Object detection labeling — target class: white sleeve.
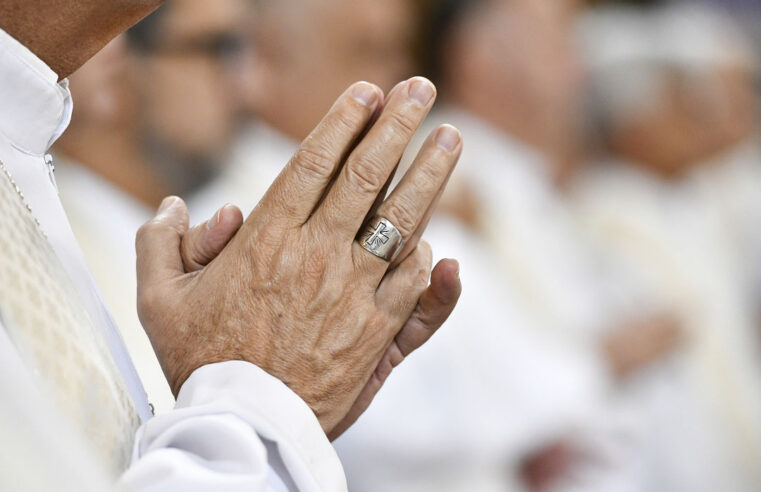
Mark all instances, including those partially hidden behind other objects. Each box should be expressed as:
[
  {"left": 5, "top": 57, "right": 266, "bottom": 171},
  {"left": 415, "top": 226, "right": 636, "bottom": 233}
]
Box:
[{"left": 119, "top": 361, "right": 347, "bottom": 492}]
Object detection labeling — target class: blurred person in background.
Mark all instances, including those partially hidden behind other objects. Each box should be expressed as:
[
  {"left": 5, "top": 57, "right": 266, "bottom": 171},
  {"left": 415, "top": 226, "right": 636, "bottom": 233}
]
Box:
[
  {"left": 338, "top": 1, "right": 640, "bottom": 491},
  {"left": 693, "top": 0, "right": 761, "bottom": 63},
  {"left": 415, "top": 0, "right": 684, "bottom": 409},
  {"left": 410, "top": 0, "right": 684, "bottom": 372},
  {"left": 53, "top": 0, "right": 252, "bottom": 411},
  {"left": 576, "top": 4, "right": 761, "bottom": 490},
  {"left": 190, "top": 0, "right": 416, "bottom": 217},
  {"left": 339, "top": 1, "right": 700, "bottom": 490}
]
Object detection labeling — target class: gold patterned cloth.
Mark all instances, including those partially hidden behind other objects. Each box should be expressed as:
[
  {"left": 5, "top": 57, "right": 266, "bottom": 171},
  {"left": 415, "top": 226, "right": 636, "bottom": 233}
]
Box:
[{"left": 0, "top": 163, "right": 139, "bottom": 475}]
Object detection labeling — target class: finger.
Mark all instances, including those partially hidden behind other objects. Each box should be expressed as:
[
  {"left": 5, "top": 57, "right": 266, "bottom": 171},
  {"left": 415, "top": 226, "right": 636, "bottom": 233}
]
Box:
[
  {"left": 388, "top": 180, "right": 444, "bottom": 270},
  {"left": 386, "top": 125, "right": 462, "bottom": 268},
  {"left": 311, "top": 99, "right": 386, "bottom": 215},
  {"left": 181, "top": 204, "right": 244, "bottom": 272},
  {"left": 380, "top": 258, "right": 461, "bottom": 353},
  {"left": 328, "top": 258, "right": 461, "bottom": 440},
  {"left": 254, "top": 81, "right": 382, "bottom": 226},
  {"left": 353, "top": 81, "right": 411, "bottom": 223},
  {"left": 350, "top": 126, "right": 460, "bottom": 277},
  {"left": 375, "top": 241, "right": 433, "bottom": 321},
  {"left": 322, "top": 81, "right": 408, "bottom": 236},
  {"left": 135, "top": 196, "right": 189, "bottom": 289},
  {"left": 312, "top": 77, "right": 437, "bottom": 237},
  {"left": 358, "top": 162, "right": 399, "bottom": 236}
]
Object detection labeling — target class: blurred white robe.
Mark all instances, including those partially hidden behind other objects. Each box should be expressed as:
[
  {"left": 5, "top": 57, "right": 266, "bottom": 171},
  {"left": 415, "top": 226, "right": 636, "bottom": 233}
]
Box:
[
  {"left": 694, "top": 141, "right": 761, "bottom": 317},
  {"left": 573, "top": 158, "right": 761, "bottom": 491},
  {"left": 204, "top": 117, "right": 643, "bottom": 491},
  {"left": 334, "top": 215, "right": 629, "bottom": 492}
]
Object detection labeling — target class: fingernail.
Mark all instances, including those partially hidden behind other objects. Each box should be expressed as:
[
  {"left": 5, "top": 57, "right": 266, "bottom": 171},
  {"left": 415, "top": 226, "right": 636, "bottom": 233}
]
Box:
[
  {"left": 435, "top": 125, "right": 461, "bottom": 152},
  {"left": 208, "top": 206, "right": 224, "bottom": 230},
  {"left": 409, "top": 78, "right": 435, "bottom": 106},
  {"left": 157, "top": 196, "right": 180, "bottom": 214},
  {"left": 352, "top": 82, "right": 378, "bottom": 107}
]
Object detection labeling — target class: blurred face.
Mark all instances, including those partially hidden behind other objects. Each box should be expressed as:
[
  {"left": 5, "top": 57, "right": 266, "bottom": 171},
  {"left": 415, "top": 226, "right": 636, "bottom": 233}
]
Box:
[
  {"left": 132, "top": 0, "right": 250, "bottom": 163},
  {"left": 256, "top": 0, "right": 415, "bottom": 140},
  {"left": 458, "top": 0, "right": 583, "bottom": 154},
  {"left": 611, "top": 66, "right": 758, "bottom": 178},
  {"left": 709, "top": 65, "right": 757, "bottom": 150}
]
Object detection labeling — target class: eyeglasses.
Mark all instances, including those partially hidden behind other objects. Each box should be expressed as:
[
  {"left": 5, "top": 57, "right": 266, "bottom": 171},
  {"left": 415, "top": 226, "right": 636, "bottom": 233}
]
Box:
[{"left": 148, "top": 33, "right": 247, "bottom": 63}]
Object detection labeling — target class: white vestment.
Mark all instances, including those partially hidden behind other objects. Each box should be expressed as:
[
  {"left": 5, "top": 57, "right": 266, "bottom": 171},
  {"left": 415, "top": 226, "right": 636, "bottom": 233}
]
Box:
[
  {"left": 54, "top": 158, "right": 174, "bottom": 412},
  {"left": 427, "top": 107, "right": 761, "bottom": 491},
  {"left": 438, "top": 109, "right": 630, "bottom": 341},
  {"left": 573, "top": 158, "right": 761, "bottom": 491},
  {"left": 693, "top": 142, "right": 761, "bottom": 317},
  {"left": 0, "top": 28, "right": 345, "bottom": 491}
]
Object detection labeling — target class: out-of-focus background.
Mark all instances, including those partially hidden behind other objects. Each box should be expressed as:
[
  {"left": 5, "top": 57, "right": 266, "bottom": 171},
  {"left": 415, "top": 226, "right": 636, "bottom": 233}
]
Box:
[{"left": 56, "top": 0, "right": 761, "bottom": 490}]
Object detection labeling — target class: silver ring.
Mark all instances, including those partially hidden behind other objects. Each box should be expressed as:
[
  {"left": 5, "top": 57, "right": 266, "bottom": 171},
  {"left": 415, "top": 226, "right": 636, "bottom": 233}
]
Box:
[{"left": 358, "top": 216, "right": 404, "bottom": 262}]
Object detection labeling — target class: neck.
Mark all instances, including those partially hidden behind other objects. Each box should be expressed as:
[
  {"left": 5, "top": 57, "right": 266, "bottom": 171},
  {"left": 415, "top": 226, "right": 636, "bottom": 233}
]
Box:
[{"left": 0, "top": 0, "right": 161, "bottom": 78}]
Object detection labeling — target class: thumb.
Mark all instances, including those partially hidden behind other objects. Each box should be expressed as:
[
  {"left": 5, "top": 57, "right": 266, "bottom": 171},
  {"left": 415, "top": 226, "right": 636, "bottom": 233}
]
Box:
[
  {"left": 394, "top": 258, "right": 461, "bottom": 356},
  {"left": 181, "top": 204, "right": 244, "bottom": 272},
  {"left": 136, "top": 196, "right": 190, "bottom": 289}
]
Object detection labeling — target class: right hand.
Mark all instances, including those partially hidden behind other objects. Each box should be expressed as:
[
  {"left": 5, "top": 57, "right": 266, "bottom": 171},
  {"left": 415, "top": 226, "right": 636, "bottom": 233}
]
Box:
[{"left": 136, "top": 78, "right": 463, "bottom": 435}]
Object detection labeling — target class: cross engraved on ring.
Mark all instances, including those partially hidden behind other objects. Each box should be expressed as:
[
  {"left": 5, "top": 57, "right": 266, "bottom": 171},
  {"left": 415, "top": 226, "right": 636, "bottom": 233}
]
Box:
[{"left": 363, "top": 221, "right": 390, "bottom": 249}]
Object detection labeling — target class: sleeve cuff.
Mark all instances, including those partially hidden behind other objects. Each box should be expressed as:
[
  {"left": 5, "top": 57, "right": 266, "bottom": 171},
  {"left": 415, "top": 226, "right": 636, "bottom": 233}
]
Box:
[{"left": 175, "top": 360, "right": 347, "bottom": 491}]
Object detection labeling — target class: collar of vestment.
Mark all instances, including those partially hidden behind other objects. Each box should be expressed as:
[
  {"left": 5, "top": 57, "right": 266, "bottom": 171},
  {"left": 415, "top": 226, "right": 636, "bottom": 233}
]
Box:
[{"left": 0, "top": 28, "right": 72, "bottom": 155}]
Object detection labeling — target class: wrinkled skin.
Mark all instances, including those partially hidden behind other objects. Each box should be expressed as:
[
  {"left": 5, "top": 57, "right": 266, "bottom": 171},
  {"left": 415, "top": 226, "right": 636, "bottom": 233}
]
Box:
[{"left": 136, "top": 78, "right": 463, "bottom": 436}]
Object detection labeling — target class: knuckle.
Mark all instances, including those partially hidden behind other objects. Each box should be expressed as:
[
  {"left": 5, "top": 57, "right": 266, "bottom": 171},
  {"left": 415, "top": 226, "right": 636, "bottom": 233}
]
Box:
[
  {"left": 292, "top": 144, "right": 336, "bottom": 181},
  {"left": 332, "top": 102, "right": 365, "bottom": 132},
  {"left": 415, "top": 266, "right": 430, "bottom": 290},
  {"left": 346, "top": 153, "right": 387, "bottom": 194},
  {"left": 301, "top": 237, "right": 331, "bottom": 282},
  {"left": 413, "top": 158, "right": 444, "bottom": 190},
  {"left": 417, "top": 240, "right": 433, "bottom": 260},
  {"left": 386, "top": 109, "right": 419, "bottom": 137},
  {"left": 383, "top": 197, "right": 419, "bottom": 236},
  {"left": 408, "top": 253, "right": 432, "bottom": 290}
]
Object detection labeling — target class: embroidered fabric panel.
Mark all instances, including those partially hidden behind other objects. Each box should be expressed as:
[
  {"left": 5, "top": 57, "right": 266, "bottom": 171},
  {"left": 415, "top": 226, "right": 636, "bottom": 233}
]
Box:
[{"left": 0, "top": 163, "right": 139, "bottom": 475}]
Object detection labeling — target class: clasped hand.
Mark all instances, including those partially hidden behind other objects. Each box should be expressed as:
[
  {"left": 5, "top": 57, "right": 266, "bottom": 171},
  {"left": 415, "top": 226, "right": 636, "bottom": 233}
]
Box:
[{"left": 135, "top": 78, "right": 462, "bottom": 438}]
